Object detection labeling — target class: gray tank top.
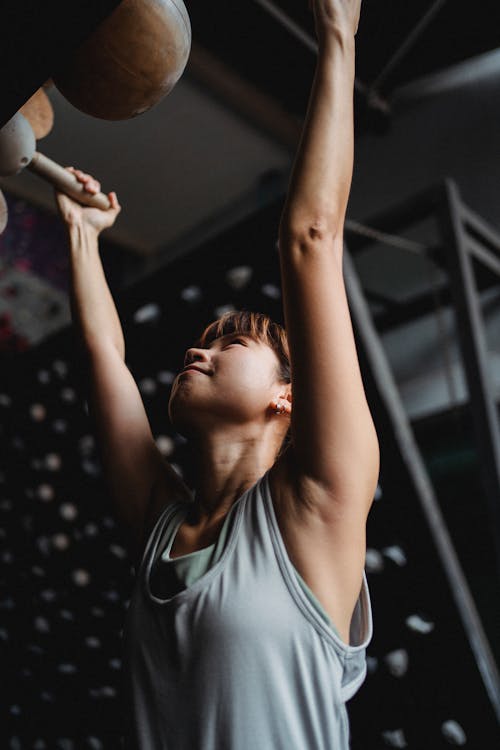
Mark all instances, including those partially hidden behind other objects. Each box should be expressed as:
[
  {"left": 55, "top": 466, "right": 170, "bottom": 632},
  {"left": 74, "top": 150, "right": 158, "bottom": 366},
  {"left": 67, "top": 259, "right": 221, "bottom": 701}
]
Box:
[
  {"left": 122, "top": 470, "right": 372, "bottom": 750},
  {"left": 149, "top": 489, "right": 340, "bottom": 635}
]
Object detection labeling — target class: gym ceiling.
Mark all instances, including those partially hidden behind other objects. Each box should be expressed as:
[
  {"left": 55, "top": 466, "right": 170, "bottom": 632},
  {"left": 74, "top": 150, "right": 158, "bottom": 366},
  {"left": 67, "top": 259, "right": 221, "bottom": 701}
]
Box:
[
  {"left": 1, "top": 0, "right": 500, "bottom": 128},
  {"left": 1, "top": 1, "right": 500, "bottom": 257}
]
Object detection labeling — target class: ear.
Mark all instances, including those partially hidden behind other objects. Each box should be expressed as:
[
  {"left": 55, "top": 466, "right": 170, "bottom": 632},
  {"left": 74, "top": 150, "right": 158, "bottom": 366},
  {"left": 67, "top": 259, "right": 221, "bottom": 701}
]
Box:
[{"left": 270, "top": 385, "right": 292, "bottom": 416}]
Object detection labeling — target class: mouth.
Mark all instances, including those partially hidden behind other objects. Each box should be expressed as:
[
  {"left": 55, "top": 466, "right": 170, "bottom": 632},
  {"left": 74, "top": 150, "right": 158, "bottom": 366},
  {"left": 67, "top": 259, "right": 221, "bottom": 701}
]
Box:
[{"left": 180, "top": 365, "right": 210, "bottom": 376}]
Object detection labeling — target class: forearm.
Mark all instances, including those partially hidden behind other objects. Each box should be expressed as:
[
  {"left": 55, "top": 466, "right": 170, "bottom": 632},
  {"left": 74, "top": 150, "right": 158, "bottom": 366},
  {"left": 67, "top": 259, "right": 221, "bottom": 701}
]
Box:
[
  {"left": 68, "top": 223, "right": 125, "bottom": 359},
  {"left": 280, "top": 31, "right": 355, "bottom": 239}
]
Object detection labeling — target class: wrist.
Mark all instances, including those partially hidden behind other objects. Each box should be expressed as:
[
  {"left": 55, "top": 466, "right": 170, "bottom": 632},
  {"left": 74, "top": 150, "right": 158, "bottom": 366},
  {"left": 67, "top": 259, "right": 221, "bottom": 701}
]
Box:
[
  {"left": 67, "top": 221, "right": 100, "bottom": 249},
  {"left": 318, "top": 26, "right": 356, "bottom": 57}
]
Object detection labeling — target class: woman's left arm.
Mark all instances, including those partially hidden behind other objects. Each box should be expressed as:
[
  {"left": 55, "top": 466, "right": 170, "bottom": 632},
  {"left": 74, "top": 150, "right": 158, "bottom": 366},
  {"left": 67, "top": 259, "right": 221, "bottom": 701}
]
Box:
[{"left": 279, "top": 0, "right": 379, "bottom": 520}]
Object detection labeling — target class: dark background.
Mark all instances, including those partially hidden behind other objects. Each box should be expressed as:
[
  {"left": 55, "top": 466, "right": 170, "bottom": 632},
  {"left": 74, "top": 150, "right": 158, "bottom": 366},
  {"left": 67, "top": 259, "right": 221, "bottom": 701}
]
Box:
[{"left": 1, "top": 1, "right": 500, "bottom": 747}]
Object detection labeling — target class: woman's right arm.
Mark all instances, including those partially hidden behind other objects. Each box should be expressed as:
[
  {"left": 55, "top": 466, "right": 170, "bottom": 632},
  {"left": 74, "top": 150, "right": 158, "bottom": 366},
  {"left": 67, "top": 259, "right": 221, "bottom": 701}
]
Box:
[{"left": 58, "top": 170, "right": 187, "bottom": 563}]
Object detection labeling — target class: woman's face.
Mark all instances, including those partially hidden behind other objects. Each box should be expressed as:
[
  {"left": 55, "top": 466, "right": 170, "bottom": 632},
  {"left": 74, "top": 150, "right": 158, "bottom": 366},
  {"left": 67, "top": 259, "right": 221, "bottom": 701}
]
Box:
[{"left": 168, "top": 333, "right": 286, "bottom": 434}]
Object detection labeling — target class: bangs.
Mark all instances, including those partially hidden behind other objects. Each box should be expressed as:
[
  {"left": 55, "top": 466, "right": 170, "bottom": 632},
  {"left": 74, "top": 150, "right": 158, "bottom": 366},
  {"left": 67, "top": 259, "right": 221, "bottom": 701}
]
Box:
[
  {"left": 195, "top": 311, "right": 290, "bottom": 383},
  {"left": 196, "top": 311, "right": 272, "bottom": 347}
]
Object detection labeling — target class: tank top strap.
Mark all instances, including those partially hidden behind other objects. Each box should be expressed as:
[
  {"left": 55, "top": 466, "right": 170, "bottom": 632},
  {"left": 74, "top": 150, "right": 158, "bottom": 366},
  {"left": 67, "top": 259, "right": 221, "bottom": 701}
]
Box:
[
  {"left": 138, "top": 501, "right": 186, "bottom": 572},
  {"left": 256, "top": 470, "right": 372, "bottom": 654}
]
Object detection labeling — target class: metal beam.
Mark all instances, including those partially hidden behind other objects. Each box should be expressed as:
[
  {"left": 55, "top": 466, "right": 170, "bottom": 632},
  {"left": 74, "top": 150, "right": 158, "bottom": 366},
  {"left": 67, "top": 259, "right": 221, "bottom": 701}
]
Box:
[
  {"left": 462, "top": 203, "right": 500, "bottom": 258},
  {"left": 368, "top": 0, "right": 449, "bottom": 94},
  {"left": 345, "top": 184, "right": 443, "bottom": 253},
  {"left": 252, "top": 0, "right": 368, "bottom": 97},
  {"left": 467, "top": 237, "right": 500, "bottom": 279},
  {"left": 437, "top": 179, "right": 500, "bottom": 577},
  {"left": 343, "top": 245, "right": 500, "bottom": 722}
]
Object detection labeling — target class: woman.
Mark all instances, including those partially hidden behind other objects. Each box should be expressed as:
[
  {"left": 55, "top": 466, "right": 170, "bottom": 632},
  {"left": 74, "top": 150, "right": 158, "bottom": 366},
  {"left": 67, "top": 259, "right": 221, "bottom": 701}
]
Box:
[{"left": 56, "top": 1, "right": 379, "bottom": 747}]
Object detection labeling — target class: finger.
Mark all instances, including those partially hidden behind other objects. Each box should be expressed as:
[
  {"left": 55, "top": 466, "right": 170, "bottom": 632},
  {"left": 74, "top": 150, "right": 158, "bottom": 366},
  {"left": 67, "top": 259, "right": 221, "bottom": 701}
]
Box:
[
  {"left": 79, "top": 173, "right": 101, "bottom": 192},
  {"left": 88, "top": 179, "right": 100, "bottom": 194},
  {"left": 74, "top": 169, "right": 95, "bottom": 185},
  {"left": 81, "top": 177, "right": 99, "bottom": 194},
  {"left": 108, "top": 191, "right": 121, "bottom": 211},
  {"left": 72, "top": 169, "right": 89, "bottom": 185}
]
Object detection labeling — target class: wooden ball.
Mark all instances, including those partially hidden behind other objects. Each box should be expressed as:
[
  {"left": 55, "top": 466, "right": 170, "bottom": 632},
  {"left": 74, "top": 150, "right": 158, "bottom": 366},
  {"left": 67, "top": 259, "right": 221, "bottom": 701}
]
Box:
[
  {"left": 52, "top": 0, "right": 191, "bottom": 120},
  {"left": 19, "top": 87, "right": 55, "bottom": 139}
]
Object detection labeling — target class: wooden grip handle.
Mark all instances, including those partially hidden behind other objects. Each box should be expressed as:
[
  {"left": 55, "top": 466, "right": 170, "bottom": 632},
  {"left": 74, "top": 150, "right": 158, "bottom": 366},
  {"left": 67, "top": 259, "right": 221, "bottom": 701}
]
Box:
[{"left": 28, "top": 152, "right": 111, "bottom": 210}]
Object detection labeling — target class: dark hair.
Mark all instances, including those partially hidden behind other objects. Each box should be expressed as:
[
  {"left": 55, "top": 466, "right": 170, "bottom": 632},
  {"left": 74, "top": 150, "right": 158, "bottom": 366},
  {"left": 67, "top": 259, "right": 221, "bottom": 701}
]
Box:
[{"left": 196, "top": 310, "right": 290, "bottom": 384}]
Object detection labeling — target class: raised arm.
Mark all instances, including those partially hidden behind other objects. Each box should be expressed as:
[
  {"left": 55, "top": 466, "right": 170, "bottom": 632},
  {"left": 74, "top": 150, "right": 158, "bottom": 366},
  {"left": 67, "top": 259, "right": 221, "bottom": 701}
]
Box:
[
  {"left": 278, "top": 0, "right": 379, "bottom": 517},
  {"left": 56, "top": 172, "right": 188, "bottom": 563}
]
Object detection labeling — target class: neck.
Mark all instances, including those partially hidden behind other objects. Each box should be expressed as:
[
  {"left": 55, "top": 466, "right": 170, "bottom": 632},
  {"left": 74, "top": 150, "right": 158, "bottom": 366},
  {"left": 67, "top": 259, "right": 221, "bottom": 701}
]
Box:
[{"left": 187, "top": 424, "right": 276, "bottom": 525}]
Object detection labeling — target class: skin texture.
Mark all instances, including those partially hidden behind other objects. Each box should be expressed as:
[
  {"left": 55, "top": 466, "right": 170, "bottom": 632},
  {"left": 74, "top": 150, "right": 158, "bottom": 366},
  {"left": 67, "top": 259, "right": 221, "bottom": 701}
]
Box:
[{"left": 56, "top": 0, "right": 379, "bottom": 645}]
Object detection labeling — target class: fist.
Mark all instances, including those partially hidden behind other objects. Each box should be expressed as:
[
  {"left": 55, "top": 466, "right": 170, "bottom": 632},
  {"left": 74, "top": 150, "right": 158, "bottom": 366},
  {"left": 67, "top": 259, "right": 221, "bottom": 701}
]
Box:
[
  {"left": 55, "top": 167, "right": 121, "bottom": 235},
  {"left": 309, "top": 0, "right": 361, "bottom": 41}
]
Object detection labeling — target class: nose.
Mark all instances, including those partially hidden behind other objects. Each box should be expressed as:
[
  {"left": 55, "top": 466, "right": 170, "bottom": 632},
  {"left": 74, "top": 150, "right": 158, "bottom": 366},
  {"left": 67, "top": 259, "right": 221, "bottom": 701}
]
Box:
[{"left": 183, "top": 347, "right": 209, "bottom": 368}]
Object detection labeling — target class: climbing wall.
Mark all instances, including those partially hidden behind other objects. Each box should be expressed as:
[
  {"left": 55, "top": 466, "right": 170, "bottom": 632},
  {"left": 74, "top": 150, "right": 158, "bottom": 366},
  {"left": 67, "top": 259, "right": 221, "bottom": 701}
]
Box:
[{"left": 1, "top": 199, "right": 498, "bottom": 748}]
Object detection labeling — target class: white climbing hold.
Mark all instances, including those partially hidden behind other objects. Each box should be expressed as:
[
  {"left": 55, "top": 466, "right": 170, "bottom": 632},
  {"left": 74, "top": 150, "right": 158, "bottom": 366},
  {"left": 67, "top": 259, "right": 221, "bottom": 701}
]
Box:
[
  {"left": 441, "top": 720, "right": 467, "bottom": 746},
  {"left": 384, "top": 649, "right": 409, "bottom": 678},
  {"left": 406, "top": 614, "right": 435, "bottom": 634},
  {"left": 382, "top": 546, "right": 407, "bottom": 566},
  {"left": 365, "top": 548, "right": 384, "bottom": 573},
  {"left": 381, "top": 728, "right": 408, "bottom": 748}
]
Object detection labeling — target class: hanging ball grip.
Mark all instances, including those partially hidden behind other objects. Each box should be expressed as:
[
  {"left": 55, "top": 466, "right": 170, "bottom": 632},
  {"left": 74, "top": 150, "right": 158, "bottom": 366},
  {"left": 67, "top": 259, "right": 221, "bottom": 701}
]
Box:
[{"left": 0, "top": 113, "right": 110, "bottom": 209}]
